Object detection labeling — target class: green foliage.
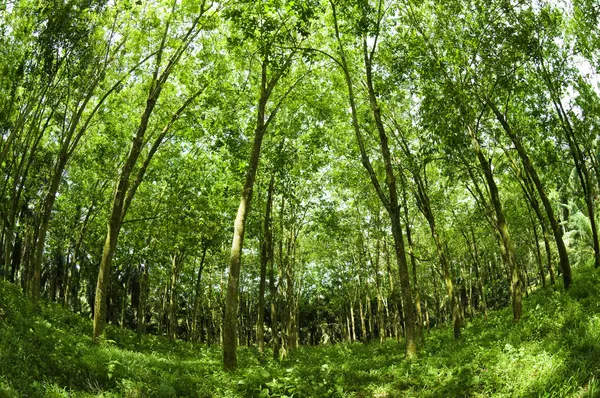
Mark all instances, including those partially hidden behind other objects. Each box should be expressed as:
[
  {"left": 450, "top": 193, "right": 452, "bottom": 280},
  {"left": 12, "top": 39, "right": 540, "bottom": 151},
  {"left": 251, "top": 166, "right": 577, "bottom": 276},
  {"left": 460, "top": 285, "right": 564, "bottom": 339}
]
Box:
[{"left": 3, "top": 264, "right": 600, "bottom": 397}]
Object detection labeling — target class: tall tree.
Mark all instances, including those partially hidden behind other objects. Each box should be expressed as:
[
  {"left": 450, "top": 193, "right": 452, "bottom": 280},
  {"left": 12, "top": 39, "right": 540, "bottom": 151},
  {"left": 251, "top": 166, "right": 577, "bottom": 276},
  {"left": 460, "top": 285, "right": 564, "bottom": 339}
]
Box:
[
  {"left": 330, "top": 0, "right": 417, "bottom": 357},
  {"left": 92, "top": 1, "right": 211, "bottom": 340}
]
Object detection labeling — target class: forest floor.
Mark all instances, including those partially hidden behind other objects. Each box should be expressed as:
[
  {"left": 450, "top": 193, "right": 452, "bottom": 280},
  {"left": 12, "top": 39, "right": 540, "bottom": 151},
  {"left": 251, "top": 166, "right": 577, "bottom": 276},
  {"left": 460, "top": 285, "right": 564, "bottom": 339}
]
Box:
[{"left": 2, "top": 266, "right": 600, "bottom": 397}]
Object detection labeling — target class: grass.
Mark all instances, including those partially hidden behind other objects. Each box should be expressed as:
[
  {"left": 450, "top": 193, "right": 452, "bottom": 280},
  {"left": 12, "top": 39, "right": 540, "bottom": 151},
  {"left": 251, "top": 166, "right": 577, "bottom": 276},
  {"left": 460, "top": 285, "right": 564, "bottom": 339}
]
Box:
[{"left": 2, "top": 264, "right": 600, "bottom": 397}]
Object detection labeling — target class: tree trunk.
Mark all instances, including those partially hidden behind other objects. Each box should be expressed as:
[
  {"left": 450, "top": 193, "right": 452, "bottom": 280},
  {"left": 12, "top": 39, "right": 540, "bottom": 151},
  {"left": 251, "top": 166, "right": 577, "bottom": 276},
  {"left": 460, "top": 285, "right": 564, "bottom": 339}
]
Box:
[
  {"left": 489, "top": 101, "right": 571, "bottom": 287},
  {"left": 350, "top": 303, "right": 357, "bottom": 342},
  {"left": 93, "top": 9, "right": 204, "bottom": 341},
  {"left": 400, "top": 183, "right": 424, "bottom": 340},
  {"left": 257, "top": 175, "right": 275, "bottom": 354},
  {"left": 137, "top": 261, "right": 149, "bottom": 337},
  {"left": 469, "top": 227, "right": 487, "bottom": 320},
  {"left": 374, "top": 241, "right": 385, "bottom": 343},
  {"left": 406, "top": 164, "right": 460, "bottom": 338},
  {"left": 191, "top": 245, "right": 208, "bottom": 342},
  {"left": 269, "top": 244, "right": 280, "bottom": 360},
  {"left": 169, "top": 251, "right": 185, "bottom": 342},
  {"left": 223, "top": 54, "right": 280, "bottom": 370},
  {"left": 469, "top": 127, "right": 522, "bottom": 321},
  {"left": 332, "top": 3, "right": 416, "bottom": 358},
  {"left": 358, "top": 277, "right": 367, "bottom": 342},
  {"left": 529, "top": 212, "right": 546, "bottom": 287}
]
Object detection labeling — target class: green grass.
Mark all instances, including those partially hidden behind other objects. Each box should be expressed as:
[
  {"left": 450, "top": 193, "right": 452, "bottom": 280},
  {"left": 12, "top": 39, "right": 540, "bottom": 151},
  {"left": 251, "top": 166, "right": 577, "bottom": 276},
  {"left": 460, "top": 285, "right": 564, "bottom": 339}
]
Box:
[{"left": 2, "top": 265, "right": 600, "bottom": 397}]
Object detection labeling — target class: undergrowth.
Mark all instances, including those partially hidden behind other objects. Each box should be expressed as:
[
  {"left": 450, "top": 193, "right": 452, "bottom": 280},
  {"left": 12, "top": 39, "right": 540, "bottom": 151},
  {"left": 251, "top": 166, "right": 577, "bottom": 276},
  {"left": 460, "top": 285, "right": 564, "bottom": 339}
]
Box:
[{"left": 1, "top": 264, "right": 600, "bottom": 397}]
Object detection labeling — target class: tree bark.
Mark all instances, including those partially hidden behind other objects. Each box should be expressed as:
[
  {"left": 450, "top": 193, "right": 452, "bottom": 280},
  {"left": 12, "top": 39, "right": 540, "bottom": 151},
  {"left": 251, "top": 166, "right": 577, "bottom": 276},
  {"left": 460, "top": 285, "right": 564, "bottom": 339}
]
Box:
[
  {"left": 489, "top": 101, "right": 570, "bottom": 287},
  {"left": 257, "top": 174, "right": 274, "bottom": 354}
]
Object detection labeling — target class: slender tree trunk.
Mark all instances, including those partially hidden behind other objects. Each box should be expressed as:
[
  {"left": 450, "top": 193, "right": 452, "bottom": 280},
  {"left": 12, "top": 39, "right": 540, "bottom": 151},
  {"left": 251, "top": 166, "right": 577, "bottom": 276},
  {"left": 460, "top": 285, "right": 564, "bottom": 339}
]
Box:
[
  {"left": 469, "top": 227, "right": 487, "bottom": 320},
  {"left": 331, "top": 3, "right": 416, "bottom": 358},
  {"left": 32, "top": 153, "right": 72, "bottom": 304},
  {"left": 257, "top": 175, "right": 274, "bottom": 354},
  {"left": 406, "top": 166, "right": 460, "bottom": 338},
  {"left": 374, "top": 241, "right": 385, "bottom": 343},
  {"left": 358, "top": 276, "right": 367, "bottom": 341},
  {"left": 285, "top": 230, "right": 296, "bottom": 351},
  {"left": 137, "top": 262, "right": 149, "bottom": 337},
  {"left": 469, "top": 127, "right": 522, "bottom": 321},
  {"left": 543, "top": 228, "right": 556, "bottom": 286},
  {"left": 529, "top": 212, "right": 546, "bottom": 287},
  {"left": 346, "top": 315, "right": 352, "bottom": 342},
  {"left": 350, "top": 303, "right": 357, "bottom": 342},
  {"left": 169, "top": 251, "right": 185, "bottom": 342},
  {"left": 366, "top": 291, "right": 373, "bottom": 340},
  {"left": 269, "top": 213, "right": 280, "bottom": 359},
  {"left": 489, "top": 101, "right": 571, "bottom": 286},
  {"left": 224, "top": 54, "right": 285, "bottom": 369},
  {"left": 191, "top": 246, "right": 208, "bottom": 342},
  {"left": 400, "top": 184, "right": 424, "bottom": 340}
]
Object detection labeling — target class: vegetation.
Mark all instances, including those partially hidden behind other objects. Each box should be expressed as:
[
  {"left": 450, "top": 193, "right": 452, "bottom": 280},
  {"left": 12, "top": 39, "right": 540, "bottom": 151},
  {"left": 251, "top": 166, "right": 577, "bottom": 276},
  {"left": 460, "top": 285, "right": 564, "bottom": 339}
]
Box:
[
  {"left": 2, "top": 265, "right": 600, "bottom": 397},
  {"left": 2, "top": 0, "right": 600, "bottom": 395}
]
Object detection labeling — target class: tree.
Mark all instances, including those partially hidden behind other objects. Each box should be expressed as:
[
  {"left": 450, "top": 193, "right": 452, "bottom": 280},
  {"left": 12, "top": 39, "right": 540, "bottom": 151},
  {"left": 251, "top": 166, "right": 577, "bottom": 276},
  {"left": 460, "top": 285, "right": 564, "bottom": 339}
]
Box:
[
  {"left": 92, "top": 0, "right": 212, "bottom": 341},
  {"left": 222, "top": 0, "right": 317, "bottom": 370},
  {"left": 329, "top": 0, "right": 417, "bottom": 357}
]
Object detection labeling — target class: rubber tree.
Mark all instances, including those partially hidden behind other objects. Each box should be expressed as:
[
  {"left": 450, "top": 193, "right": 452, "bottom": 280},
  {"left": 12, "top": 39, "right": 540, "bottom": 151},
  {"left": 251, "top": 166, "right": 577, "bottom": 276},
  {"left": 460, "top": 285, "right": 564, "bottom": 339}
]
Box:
[
  {"left": 92, "top": 0, "right": 211, "bottom": 341},
  {"left": 329, "top": 0, "right": 417, "bottom": 358},
  {"left": 404, "top": 0, "right": 525, "bottom": 320},
  {"left": 257, "top": 173, "right": 274, "bottom": 354},
  {"left": 31, "top": 10, "right": 159, "bottom": 303},
  {"left": 537, "top": 55, "right": 599, "bottom": 269},
  {"left": 396, "top": 133, "right": 461, "bottom": 339},
  {"left": 222, "top": 0, "right": 317, "bottom": 370}
]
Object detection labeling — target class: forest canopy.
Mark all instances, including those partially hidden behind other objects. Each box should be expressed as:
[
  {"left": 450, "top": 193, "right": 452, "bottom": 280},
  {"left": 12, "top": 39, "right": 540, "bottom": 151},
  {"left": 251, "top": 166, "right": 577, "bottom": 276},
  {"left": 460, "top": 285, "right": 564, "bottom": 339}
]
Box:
[{"left": 2, "top": 0, "right": 600, "bottom": 395}]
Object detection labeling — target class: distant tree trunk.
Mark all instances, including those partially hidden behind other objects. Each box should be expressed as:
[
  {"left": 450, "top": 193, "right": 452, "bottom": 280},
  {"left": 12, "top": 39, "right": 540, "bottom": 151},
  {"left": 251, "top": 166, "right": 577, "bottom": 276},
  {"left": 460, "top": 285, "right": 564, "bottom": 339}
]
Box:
[
  {"left": 346, "top": 315, "right": 352, "bottom": 342},
  {"left": 366, "top": 291, "right": 373, "bottom": 340},
  {"left": 269, "top": 249, "right": 280, "bottom": 359},
  {"left": 191, "top": 245, "right": 208, "bottom": 342},
  {"left": 350, "top": 302, "right": 357, "bottom": 342},
  {"left": 276, "top": 197, "right": 287, "bottom": 359},
  {"left": 257, "top": 175, "right": 274, "bottom": 354},
  {"left": 401, "top": 158, "right": 460, "bottom": 338},
  {"left": 400, "top": 179, "right": 424, "bottom": 339},
  {"left": 285, "top": 229, "right": 297, "bottom": 351},
  {"left": 518, "top": 168, "right": 556, "bottom": 286},
  {"left": 468, "top": 126, "right": 522, "bottom": 321},
  {"left": 358, "top": 276, "right": 367, "bottom": 342},
  {"left": 384, "top": 239, "right": 399, "bottom": 340},
  {"left": 168, "top": 250, "right": 186, "bottom": 342},
  {"left": 158, "top": 279, "right": 169, "bottom": 336},
  {"left": 137, "top": 261, "right": 149, "bottom": 337},
  {"left": 529, "top": 211, "right": 546, "bottom": 287},
  {"left": 65, "top": 199, "right": 97, "bottom": 309},
  {"left": 469, "top": 227, "right": 487, "bottom": 320},
  {"left": 374, "top": 241, "right": 385, "bottom": 343}
]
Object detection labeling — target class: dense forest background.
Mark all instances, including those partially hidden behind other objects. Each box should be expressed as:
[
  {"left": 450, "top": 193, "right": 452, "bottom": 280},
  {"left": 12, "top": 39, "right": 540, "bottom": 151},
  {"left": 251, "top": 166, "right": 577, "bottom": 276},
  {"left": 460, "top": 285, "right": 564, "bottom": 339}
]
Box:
[{"left": 2, "top": 0, "right": 600, "bottom": 395}]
